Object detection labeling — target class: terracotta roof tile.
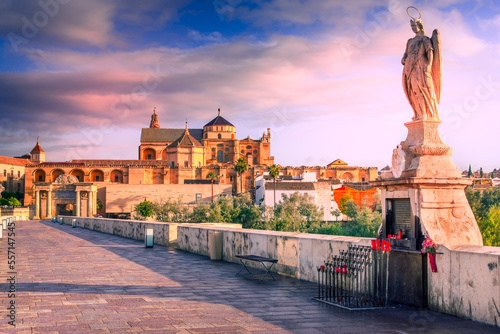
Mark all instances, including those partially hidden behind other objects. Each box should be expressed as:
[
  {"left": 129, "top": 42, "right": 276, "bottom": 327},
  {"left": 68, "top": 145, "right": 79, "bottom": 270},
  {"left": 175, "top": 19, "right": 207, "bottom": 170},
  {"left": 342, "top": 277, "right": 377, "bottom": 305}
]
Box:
[{"left": 0, "top": 156, "right": 30, "bottom": 166}]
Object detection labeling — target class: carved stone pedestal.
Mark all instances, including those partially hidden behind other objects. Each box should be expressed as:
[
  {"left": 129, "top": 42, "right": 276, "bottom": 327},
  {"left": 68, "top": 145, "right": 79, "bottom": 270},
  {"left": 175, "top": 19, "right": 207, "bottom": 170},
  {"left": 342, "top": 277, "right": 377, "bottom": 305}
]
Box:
[
  {"left": 401, "top": 120, "right": 461, "bottom": 178},
  {"left": 373, "top": 119, "right": 483, "bottom": 247}
]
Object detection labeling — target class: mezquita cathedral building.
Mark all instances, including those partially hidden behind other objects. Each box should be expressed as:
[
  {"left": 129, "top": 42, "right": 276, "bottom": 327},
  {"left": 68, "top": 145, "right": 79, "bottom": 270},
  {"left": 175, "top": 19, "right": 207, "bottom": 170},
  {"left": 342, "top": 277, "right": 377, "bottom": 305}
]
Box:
[{"left": 15, "top": 108, "right": 377, "bottom": 219}]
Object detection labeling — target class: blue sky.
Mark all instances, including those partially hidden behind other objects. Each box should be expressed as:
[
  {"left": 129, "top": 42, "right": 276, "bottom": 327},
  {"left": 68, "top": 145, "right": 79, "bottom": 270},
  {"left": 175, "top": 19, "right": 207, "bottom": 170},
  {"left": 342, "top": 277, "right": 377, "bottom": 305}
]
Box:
[{"left": 0, "top": 0, "right": 499, "bottom": 172}]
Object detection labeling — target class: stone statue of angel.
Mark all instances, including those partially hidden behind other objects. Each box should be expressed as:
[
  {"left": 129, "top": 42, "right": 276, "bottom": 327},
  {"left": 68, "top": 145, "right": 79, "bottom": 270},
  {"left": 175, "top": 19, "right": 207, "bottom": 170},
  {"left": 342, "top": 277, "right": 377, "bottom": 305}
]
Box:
[{"left": 401, "top": 8, "right": 442, "bottom": 121}]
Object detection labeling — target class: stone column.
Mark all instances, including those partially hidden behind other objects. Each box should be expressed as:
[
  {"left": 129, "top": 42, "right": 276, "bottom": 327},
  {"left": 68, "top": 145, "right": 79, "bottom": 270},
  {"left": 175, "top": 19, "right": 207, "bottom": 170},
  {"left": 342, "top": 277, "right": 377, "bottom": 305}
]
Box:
[
  {"left": 34, "top": 190, "right": 40, "bottom": 219},
  {"left": 87, "top": 191, "right": 92, "bottom": 217},
  {"left": 76, "top": 190, "right": 81, "bottom": 217},
  {"left": 46, "top": 190, "right": 52, "bottom": 218},
  {"left": 93, "top": 190, "right": 98, "bottom": 215}
]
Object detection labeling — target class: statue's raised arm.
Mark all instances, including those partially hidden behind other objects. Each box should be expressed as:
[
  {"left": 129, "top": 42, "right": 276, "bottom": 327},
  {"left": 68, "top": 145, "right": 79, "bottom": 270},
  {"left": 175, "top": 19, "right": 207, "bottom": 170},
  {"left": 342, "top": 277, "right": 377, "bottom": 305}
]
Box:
[{"left": 402, "top": 9, "right": 442, "bottom": 121}]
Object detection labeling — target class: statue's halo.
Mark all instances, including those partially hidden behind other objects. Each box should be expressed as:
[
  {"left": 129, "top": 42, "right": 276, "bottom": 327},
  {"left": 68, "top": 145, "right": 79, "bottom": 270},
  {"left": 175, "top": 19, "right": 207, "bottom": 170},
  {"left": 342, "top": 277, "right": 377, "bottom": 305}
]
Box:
[{"left": 406, "top": 6, "right": 421, "bottom": 20}]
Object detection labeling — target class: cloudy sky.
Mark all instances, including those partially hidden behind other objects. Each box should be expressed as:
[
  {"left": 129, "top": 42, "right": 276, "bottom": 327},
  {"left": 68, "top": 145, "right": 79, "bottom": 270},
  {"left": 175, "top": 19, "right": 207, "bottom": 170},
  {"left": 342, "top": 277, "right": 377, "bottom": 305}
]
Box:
[{"left": 0, "top": 0, "right": 498, "bottom": 171}]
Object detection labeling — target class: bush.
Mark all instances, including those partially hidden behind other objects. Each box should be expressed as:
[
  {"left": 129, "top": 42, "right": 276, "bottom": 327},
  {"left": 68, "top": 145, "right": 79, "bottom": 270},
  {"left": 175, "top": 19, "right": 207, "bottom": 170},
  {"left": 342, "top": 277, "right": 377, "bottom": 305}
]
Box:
[
  {"left": 0, "top": 197, "right": 22, "bottom": 206},
  {"left": 134, "top": 199, "right": 154, "bottom": 220},
  {"left": 153, "top": 197, "right": 188, "bottom": 223},
  {"left": 479, "top": 205, "right": 500, "bottom": 246},
  {"left": 466, "top": 188, "right": 500, "bottom": 246}
]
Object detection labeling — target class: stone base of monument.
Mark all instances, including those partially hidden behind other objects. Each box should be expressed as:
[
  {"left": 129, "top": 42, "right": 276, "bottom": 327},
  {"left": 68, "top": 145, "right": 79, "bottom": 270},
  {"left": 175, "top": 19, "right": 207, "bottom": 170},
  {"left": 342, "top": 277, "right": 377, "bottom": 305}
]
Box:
[
  {"left": 387, "top": 250, "right": 427, "bottom": 308},
  {"left": 373, "top": 177, "right": 482, "bottom": 246},
  {"left": 373, "top": 119, "right": 483, "bottom": 247}
]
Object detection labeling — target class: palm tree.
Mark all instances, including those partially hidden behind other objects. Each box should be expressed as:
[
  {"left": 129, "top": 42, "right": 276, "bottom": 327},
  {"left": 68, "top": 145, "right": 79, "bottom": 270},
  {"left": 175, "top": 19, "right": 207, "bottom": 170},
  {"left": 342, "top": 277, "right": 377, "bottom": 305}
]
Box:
[
  {"left": 268, "top": 164, "right": 280, "bottom": 208},
  {"left": 234, "top": 157, "right": 248, "bottom": 195},
  {"left": 206, "top": 171, "right": 219, "bottom": 203}
]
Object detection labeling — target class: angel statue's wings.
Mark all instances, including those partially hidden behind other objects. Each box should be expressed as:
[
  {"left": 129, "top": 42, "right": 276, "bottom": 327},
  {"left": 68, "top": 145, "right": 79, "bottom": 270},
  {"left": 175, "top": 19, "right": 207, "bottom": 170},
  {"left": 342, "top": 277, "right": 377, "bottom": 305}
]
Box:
[{"left": 431, "top": 29, "right": 442, "bottom": 104}]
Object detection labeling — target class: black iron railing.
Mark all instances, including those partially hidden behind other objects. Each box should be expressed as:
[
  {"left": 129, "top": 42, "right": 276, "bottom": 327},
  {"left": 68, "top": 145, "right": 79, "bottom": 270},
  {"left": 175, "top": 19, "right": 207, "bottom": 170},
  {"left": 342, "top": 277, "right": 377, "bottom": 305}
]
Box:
[{"left": 314, "top": 241, "right": 391, "bottom": 309}]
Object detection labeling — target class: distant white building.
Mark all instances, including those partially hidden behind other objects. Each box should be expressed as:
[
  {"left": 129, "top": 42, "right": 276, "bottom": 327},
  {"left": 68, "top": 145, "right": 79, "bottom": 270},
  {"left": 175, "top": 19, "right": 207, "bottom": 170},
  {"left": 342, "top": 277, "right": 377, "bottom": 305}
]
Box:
[
  {"left": 255, "top": 172, "right": 340, "bottom": 221},
  {"left": 493, "top": 177, "right": 500, "bottom": 187}
]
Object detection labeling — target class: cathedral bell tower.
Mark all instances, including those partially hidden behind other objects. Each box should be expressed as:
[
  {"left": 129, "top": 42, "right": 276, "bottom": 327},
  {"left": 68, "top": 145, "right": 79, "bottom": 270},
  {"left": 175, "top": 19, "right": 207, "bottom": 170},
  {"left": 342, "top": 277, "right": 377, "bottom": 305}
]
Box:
[
  {"left": 30, "top": 137, "right": 46, "bottom": 163},
  {"left": 150, "top": 107, "right": 160, "bottom": 129}
]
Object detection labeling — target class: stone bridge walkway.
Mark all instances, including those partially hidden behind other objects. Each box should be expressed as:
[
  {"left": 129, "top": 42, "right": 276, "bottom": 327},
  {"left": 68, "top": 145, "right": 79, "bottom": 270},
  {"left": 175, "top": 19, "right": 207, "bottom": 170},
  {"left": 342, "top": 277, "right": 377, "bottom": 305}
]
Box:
[{"left": 0, "top": 220, "right": 498, "bottom": 333}]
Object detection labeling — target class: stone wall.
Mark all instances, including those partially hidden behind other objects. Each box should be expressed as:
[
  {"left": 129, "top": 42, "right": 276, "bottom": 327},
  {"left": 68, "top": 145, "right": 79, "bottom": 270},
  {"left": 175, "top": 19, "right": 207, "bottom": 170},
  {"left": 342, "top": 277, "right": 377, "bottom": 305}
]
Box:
[
  {"left": 428, "top": 244, "right": 500, "bottom": 326},
  {"left": 58, "top": 216, "right": 178, "bottom": 246},
  {"left": 105, "top": 184, "right": 233, "bottom": 214},
  {"left": 0, "top": 206, "right": 30, "bottom": 219},
  {"left": 175, "top": 224, "right": 371, "bottom": 281},
  {"left": 55, "top": 216, "right": 500, "bottom": 327}
]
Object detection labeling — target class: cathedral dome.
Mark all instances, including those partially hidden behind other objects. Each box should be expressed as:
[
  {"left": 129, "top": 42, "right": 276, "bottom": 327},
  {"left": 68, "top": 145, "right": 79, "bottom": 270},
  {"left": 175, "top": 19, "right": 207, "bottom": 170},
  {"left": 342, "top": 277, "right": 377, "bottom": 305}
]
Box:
[
  {"left": 203, "top": 108, "right": 236, "bottom": 140},
  {"left": 204, "top": 108, "right": 234, "bottom": 127}
]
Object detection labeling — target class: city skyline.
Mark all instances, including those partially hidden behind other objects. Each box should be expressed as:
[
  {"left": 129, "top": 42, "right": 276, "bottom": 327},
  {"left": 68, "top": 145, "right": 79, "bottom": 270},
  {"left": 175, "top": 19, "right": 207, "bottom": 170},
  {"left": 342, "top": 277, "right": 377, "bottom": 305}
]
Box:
[{"left": 0, "top": 0, "right": 499, "bottom": 171}]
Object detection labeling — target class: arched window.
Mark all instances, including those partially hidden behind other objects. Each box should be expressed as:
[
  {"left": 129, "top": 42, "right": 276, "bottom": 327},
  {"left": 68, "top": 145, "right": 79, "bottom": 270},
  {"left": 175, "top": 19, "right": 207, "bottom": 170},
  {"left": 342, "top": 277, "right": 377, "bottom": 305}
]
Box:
[
  {"left": 184, "top": 161, "right": 188, "bottom": 168},
  {"left": 51, "top": 169, "right": 64, "bottom": 182},
  {"left": 70, "top": 169, "right": 85, "bottom": 182},
  {"left": 90, "top": 170, "right": 104, "bottom": 182},
  {"left": 110, "top": 170, "right": 123, "bottom": 183},
  {"left": 253, "top": 157, "right": 257, "bottom": 165},
  {"left": 217, "top": 150, "right": 223, "bottom": 163},
  {"left": 34, "top": 169, "right": 46, "bottom": 182},
  {"left": 171, "top": 161, "right": 175, "bottom": 167},
  {"left": 225, "top": 155, "right": 229, "bottom": 163},
  {"left": 142, "top": 148, "right": 156, "bottom": 160},
  {"left": 218, "top": 134, "right": 221, "bottom": 139}
]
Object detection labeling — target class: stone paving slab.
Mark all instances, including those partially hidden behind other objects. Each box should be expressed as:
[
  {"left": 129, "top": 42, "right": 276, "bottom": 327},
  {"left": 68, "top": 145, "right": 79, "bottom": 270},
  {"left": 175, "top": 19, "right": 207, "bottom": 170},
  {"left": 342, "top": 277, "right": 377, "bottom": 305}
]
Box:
[{"left": 0, "top": 220, "right": 499, "bottom": 333}]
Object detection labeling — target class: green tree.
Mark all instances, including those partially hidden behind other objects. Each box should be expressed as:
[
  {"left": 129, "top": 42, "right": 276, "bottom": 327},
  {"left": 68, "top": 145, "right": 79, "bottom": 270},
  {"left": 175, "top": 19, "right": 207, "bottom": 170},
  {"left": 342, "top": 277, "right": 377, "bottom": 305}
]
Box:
[
  {"left": 351, "top": 206, "right": 382, "bottom": 237},
  {"left": 189, "top": 202, "right": 212, "bottom": 223},
  {"left": 339, "top": 193, "right": 353, "bottom": 214},
  {"left": 480, "top": 167, "right": 484, "bottom": 178},
  {"left": 134, "top": 198, "right": 153, "bottom": 220},
  {"left": 344, "top": 199, "right": 359, "bottom": 220},
  {"left": 0, "top": 197, "right": 22, "bottom": 206},
  {"left": 478, "top": 204, "right": 500, "bottom": 246},
  {"left": 268, "top": 164, "right": 280, "bottom": 208},
  {"left": 206, "top": 171, "right": 219, "bottom": 203},
  {"left": 332, "top": 209, "right": 342, "bottom": 221},
  {"left": 153, "top": 197, "right": 188, "bottom": 223},
  {"left": 467, "top": 164, "right": 473, "bottom": 177},
  {"left": 266, "top": 193, "right": 322, "bottom": 233},
  {"left": 466, "top": 187, "right": 500, "bottom": 245},
  {"left": 234, "top": 157, "right": 248, "bottom": 194},
  {"left": 1, "top": 191, "right": 23, "bottom": 203},
  {"left": 96, "top": 198, "right": 103, "bottom": 211}
]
